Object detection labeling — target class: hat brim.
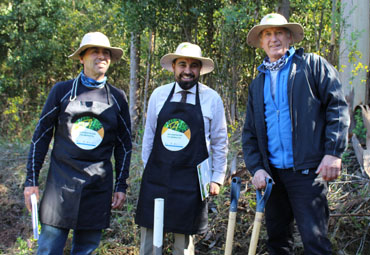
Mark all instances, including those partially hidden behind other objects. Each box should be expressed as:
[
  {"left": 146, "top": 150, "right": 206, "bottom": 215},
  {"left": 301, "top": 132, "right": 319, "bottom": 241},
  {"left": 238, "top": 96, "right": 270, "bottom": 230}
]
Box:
[
  {"left": 68, "top": 44, "right": 123, "bottom": 63},
  {"left": 160, "top": 53, "right": 214, "bottom": 75},
  {"left": 247, "top": 23, "right": 304, "bottom": 48}
]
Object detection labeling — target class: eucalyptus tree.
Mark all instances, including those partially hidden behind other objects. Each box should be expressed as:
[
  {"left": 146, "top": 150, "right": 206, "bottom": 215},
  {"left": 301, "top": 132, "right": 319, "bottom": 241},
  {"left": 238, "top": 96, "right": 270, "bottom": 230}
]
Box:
[{"left": 119, "top": 0, "right": 159, "bottom": 135}]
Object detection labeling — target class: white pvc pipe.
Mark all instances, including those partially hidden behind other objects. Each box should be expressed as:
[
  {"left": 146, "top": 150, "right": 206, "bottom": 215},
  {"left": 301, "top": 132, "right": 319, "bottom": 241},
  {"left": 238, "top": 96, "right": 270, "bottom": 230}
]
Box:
[
  {"left": 153, "top": 198, "right": 164, "bottom": 255},
  {"left": 31, "top": 193, "right": 39, "bottom": 240}
]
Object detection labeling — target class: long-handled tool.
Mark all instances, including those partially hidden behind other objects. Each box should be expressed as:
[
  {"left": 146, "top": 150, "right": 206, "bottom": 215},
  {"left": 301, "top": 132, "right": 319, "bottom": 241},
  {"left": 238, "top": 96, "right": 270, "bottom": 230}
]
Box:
[
  {"left": 248, "top": 177, "right": 273, "bottom": 255},
  {"left": 224, "top": 177, "right": 242, "bottom": 255}
]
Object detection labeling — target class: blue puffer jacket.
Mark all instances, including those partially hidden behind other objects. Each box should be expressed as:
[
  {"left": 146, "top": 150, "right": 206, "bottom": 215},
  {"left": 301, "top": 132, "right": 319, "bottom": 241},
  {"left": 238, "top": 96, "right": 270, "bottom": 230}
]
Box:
[{"left": 242, "top": 48, "right": 350, "bottom": 176}]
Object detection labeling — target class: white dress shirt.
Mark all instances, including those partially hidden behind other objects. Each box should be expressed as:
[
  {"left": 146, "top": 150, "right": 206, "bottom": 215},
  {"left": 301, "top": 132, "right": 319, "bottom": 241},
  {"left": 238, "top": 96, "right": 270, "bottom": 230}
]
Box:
[{"left": 142, "top": 82, "right": 228, "bottom": 184}]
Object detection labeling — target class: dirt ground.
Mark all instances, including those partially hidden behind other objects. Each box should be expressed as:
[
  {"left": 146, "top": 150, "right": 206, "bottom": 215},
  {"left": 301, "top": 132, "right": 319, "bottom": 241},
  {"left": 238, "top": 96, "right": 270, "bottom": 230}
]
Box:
[{"left": 0, "top": 142, "right": 369, "bottom": 254}]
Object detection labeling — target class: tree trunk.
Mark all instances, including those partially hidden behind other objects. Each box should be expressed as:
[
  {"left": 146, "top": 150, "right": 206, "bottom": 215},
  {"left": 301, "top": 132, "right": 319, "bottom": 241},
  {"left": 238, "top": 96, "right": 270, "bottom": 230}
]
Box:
[
  {"left": 176, "top": 1, "right": 195, "bottom": 42},
  {"left": 230, "top": 63, "right": 237, "bottom": 124},
  {"left": 129, "top": 32, "right": 140, "bottom": 134},
  {"left": 339, "top": 0, "right": 370, "bottom": 110},
  {"left": 316, "top": 7, "right": 324, "bottom": 53},
  {"left": 142, "top": 31, "right": 155, "bottom": 128},
  {"left": 328, "top": 0, "right": 337, "bottom": 64},
  {"left": 277, "top": 0, "right": 290, "bottom": 19},
  {"left": 230, "top": 32, "right": 238, "bottom": 125}
]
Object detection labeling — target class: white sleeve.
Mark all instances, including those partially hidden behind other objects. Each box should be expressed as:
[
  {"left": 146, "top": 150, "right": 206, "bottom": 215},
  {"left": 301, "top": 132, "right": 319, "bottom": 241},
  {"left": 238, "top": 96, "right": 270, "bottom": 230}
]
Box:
[
  {"left": 142, "top": 92, "right": 158, "bottom": 167},
  {"left": 210, "top": 94, "right": 228, "bottom": 184}
]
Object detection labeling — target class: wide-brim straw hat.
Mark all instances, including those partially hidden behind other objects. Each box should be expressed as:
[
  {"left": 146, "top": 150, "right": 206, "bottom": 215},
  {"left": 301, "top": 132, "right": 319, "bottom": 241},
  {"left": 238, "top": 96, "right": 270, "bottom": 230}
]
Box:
[
  {"left": 160, "top": 42, "right": 214, "bottom": 75},
  {"left": 247, "top": 13, "right": 304, "bottom": 48},
  {"left": 69, "top": 32, "right": 123, "bottom": 63}
]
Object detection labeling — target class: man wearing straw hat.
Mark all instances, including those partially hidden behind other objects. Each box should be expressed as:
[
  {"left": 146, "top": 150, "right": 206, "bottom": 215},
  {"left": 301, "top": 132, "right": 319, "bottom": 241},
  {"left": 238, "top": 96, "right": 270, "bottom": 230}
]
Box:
[
  {"left": 242, "top": 13, "right": 349, "bottom": 254},
  {"left": 23, "top": 32, "right": 132, "bottom": 254},
  {"left": 136, "top": 42, "right": 228, "bottom": 255}
]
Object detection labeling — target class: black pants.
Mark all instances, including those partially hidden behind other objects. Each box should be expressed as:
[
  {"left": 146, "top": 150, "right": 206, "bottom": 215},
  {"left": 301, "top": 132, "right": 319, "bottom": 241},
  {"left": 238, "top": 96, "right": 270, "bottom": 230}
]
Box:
[{"left": 265, "top": 167, "right": 331, "bottom": 255}]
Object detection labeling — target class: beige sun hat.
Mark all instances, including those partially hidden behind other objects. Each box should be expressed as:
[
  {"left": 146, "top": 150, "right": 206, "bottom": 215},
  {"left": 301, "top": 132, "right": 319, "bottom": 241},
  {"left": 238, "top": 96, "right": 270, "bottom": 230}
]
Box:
[
  {"left": 160, "top": 42, "right": 214, "bottom": 75},
  {"left": 247, "top": 13, "right": 304, "bottom": 48},
  {"left": 69, "top": 32, "right": 123, "bottom": 63}
]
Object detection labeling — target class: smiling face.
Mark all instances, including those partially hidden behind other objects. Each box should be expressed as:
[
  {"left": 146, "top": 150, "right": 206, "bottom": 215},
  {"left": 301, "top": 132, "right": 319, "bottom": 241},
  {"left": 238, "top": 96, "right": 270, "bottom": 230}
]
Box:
[
  {"left": 80, "top": 47, "right": 111, "bottom": 80},
  {"left": 172, "top": 57, "right": 201, "bottom": 90},
  {"left": 259, "top": 27, "right": 292, "bottom": 62}
]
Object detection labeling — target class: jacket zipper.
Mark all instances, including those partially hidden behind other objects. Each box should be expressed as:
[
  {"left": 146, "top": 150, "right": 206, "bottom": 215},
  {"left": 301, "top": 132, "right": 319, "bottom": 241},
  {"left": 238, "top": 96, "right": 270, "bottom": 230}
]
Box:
[{"left": 276, "top": 109, "right": 287, "bottom": 168}]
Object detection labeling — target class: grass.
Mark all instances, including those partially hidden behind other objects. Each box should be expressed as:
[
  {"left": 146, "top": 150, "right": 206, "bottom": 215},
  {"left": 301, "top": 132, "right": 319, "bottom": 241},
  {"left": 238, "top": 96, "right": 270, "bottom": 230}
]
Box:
[{"left": 0, "top": 139, "right": 369, "bottom": 254}]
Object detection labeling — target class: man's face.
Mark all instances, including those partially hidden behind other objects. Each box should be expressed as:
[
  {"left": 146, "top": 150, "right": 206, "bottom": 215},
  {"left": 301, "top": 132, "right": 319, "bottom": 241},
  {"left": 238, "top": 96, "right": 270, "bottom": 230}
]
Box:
[
  {"left": 172, "top": 57, "right": 201, "bottom": 90},
  {"left": 80, "top": 47, "right": 111, "bottom": 80},
  {"left": 259, "top": 27, "right": 292, "bottom": 62}
]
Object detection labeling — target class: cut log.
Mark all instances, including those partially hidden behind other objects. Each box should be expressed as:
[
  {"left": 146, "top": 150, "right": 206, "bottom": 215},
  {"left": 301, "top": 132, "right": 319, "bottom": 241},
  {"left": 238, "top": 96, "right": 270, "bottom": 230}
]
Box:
[
  {"left": 359, "top": 105, "right": 370, "bottom": 149},
  {"left": 359, "top": 105, "right": 370, "bottom": 177},
  {"left": 352, "top": 133, "right": 370, "bottom": 178},
  {"left": 352, "top": 134, "right": 364, "bottom": 168},
  {"left": 364, "top": 150, "right": 370, "bottom": 178}
]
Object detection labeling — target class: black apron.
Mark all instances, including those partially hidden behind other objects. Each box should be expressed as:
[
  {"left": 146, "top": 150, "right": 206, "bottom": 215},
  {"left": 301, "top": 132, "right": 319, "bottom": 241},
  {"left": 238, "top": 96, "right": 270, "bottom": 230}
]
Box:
[
  {"left": 39, "top": 81, "right": 118, "bottom": 230},
  {"left": 135, "top": 83, "right": 209, "bottom": 235}
]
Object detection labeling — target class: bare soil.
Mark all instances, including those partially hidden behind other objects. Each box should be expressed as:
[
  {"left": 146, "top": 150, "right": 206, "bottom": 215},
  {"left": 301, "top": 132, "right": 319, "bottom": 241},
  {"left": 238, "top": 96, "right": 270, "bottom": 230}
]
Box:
[{"left": 0, "top": 142, "right": 369, "bottom": 254}]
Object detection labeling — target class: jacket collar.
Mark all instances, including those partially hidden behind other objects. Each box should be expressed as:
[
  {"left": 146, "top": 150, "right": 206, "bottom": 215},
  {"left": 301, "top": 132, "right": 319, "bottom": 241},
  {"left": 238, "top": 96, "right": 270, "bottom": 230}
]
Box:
[{"left": 258, "top": 47, "right": 297, "bottom": 73}]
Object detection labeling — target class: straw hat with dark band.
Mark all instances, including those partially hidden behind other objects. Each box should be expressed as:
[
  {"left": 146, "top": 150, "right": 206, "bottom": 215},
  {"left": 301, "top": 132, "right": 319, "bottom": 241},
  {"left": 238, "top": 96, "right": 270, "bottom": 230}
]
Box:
[
  {"left": 69, "top": 32, "right": 123, "bottom": 63},
  {"left": 160, "top": 42, "right": 214, "bottom": 75},
  {"left": 247, "top": 13, "right": 304, "bottom": 48}
]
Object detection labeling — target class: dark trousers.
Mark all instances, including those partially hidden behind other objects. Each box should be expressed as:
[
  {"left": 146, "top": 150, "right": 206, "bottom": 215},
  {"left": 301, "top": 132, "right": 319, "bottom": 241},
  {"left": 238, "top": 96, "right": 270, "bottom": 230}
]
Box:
[{"left": 265, "top": 167, "right": 331, "bottom": 255}]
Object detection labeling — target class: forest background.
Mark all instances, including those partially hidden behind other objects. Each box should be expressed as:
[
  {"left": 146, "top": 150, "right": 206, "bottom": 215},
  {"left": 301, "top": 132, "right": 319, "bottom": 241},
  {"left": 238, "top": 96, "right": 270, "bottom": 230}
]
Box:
[{"left": 0, "top": 0, "right": 369, "bottom": 254}]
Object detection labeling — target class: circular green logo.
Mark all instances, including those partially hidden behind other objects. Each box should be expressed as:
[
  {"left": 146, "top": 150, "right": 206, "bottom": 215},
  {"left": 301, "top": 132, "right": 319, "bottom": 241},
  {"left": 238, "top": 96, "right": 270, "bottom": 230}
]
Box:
[
  {"left": 71, "top": 116, "right": 104, "bottom": 150},
  {"left": 161, "top": 118, "right": 191, "bottom": 151}
]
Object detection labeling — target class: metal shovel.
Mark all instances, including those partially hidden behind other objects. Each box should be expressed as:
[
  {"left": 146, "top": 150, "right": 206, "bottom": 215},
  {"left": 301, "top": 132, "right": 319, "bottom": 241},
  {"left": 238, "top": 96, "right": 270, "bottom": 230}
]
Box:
[
  {"left": 224, "top": 177, "right": 242, "bottom": 255},
  {"left": 248, "top": 177, "right": 273, "bottom": 255}
]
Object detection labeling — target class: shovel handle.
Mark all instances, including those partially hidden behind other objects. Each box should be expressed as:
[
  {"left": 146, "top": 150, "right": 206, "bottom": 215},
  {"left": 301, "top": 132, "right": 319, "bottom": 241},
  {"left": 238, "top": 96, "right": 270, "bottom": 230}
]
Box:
[
  {"left": 224, "top": 177, "right": 241, "bottom": 255},
  {"left": 248, "top": 177, "right": 273, "bottom": 255},
  {"left": 224, "top": 211, "right": 237, "bottom": 255},
  {"left": 248, "top": 212, "right": 264, "bottom": 255}
]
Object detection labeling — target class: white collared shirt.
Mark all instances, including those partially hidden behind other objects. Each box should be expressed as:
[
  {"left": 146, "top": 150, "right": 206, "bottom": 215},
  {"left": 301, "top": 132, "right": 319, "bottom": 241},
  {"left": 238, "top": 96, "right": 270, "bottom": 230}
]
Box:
[{"left": 142, "top": 82, "right": 228, "bottom": 184}]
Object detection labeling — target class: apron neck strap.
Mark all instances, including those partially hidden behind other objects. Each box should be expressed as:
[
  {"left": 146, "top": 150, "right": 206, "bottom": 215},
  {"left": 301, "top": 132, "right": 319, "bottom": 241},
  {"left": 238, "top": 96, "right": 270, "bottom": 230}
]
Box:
[{"left": 69, "top": 74, "right": 111, "bottom": 105}]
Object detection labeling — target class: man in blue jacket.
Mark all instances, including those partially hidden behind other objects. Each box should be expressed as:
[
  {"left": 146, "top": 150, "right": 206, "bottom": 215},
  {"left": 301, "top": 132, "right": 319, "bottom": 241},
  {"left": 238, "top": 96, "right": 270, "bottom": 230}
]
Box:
[{"left": 242, "top": 13, "right": 349, "bottom": 254}]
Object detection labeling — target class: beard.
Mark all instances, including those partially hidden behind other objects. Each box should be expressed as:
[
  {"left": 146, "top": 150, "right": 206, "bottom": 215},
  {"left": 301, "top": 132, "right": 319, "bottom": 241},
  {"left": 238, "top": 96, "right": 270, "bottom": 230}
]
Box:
[{"left": 177, "top": 75, "right": 199, "bottom": 90}]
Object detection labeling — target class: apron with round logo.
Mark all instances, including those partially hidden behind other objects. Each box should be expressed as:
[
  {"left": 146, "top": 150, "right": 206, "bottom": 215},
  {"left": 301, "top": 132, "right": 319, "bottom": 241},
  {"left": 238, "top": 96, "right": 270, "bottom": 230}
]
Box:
[
  {"left": 135, "top": 83, "right": 209, "bottom": 235},
  {"left": 39, "top": 81, "right": 119, "bottom": 230}
]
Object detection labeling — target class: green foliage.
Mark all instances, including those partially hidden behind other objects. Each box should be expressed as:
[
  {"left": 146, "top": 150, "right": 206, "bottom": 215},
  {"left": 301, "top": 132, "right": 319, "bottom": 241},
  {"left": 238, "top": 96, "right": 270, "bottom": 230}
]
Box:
[
  {"left": 14, "top": 237, "right": 35, "bottom": 255},
  {"left": 0, "top": 0, "right": 128, "bottom": 141},
  {"left": 353, "top": 109, "right": 367, "bottom": 142},
  {"left": 0, "top": 0, "right": 344, "bottom": 142},
  {"left": 341, "top": 150, "right": 351, "bottom": 164}
]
